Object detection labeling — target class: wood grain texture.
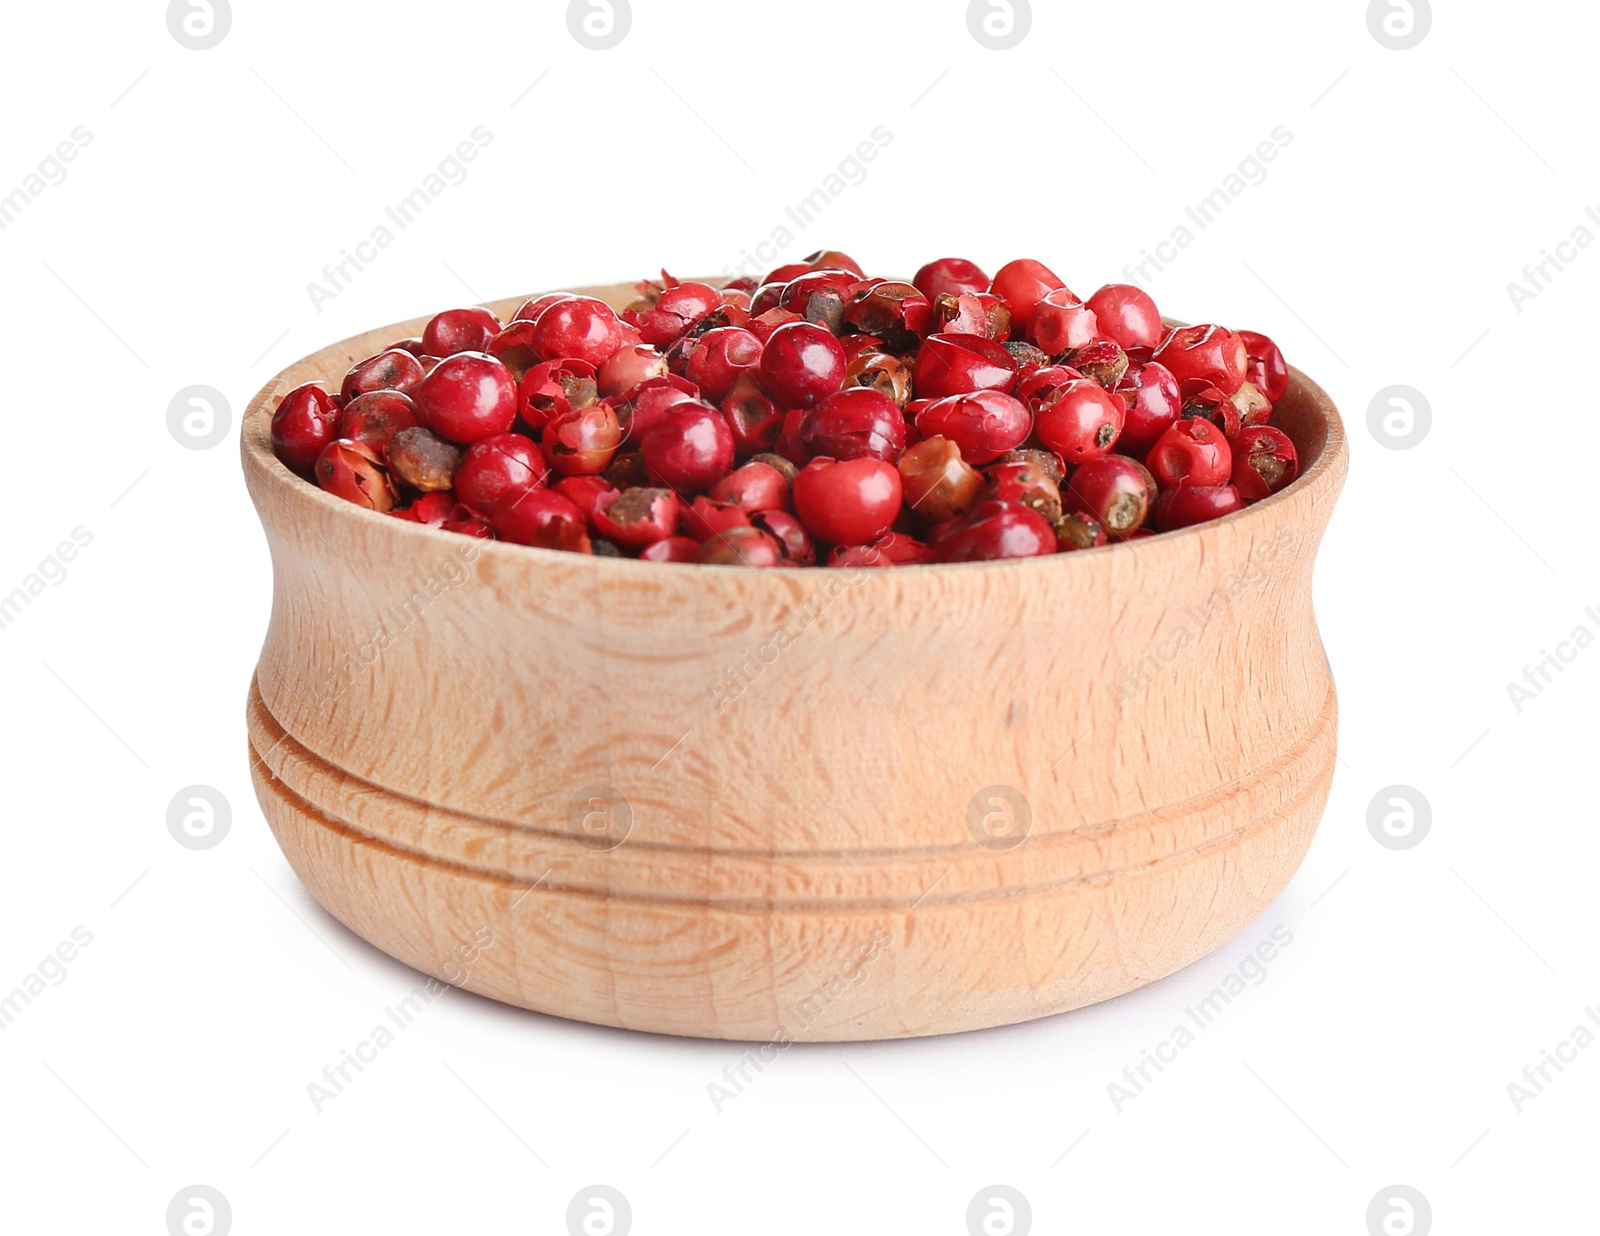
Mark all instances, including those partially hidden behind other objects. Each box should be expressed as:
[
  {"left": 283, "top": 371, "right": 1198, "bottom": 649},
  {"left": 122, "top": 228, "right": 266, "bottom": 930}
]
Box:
[{"left": 241, "top": 282, "right": 1348, "bottom": 1040}]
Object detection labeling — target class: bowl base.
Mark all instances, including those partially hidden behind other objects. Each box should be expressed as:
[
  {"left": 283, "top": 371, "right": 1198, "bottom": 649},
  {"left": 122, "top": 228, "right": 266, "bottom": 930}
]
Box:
[{"left": 247, "top": 677, "right": 1336, "bottom": 1041}]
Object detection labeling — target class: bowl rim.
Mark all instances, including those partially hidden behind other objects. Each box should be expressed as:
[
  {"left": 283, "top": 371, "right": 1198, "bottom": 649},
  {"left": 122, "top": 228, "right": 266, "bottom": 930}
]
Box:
[{"left": 241, "top": 288, "right": 1348, "bottom": 578}]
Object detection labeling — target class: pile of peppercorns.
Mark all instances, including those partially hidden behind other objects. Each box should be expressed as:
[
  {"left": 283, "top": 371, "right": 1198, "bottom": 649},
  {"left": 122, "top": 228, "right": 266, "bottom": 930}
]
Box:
[{"left": 270, "top": 251, "right": 1299, "bottom": 565}]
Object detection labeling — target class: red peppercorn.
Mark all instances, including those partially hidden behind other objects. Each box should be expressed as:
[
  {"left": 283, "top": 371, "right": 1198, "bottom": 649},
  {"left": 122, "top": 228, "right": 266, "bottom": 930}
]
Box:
[
  {"left": 696, "top": 526, "right": 783, "bottom": 567},
  {"left": 748, "top": 281, "right": 788, "bottom": 316},
  {"left": 913, "top": 257, "right": 990, "bottom": 300},
  {"left": 1054, "top": 511, "right": 1108, "bottom": 552},
  {"left": 528, "top": 296, "right": 625, "bottom": 367},
  {"left": 511, "top": 291, "right": 575, "bottom": 323},
  {"left": 931, "top": 292, "right": 1012, "bottom": 341},
  {"left": 844, "top": 350, "right": 914, "bottom": 408},
  {"left": 337, "top": 390, "right": 420, "bottom": 453},
  {"left": 1232, "top": 381, "right": 1273, "bottom": 428},
  {"left": 799, "top": 387, "right": 907, "bottom": 462},
  {"left": 842, "top": 281, "right": 935, "bottom": 339},
  {"left": 1115, "top": 361, "right": 1182, "bottom": 455},
  {"left": 774, "top": 407, "right": 810, "bottom": 466},
  {"left": 684, "top": 326, "right": 763, "bottom": 403},
  {"left": 1152, "top": 324, "right": 1248, "bottom": 396},
  {"left": 777, "top": 269, "right": 859, "bottom": 328},
  {"left": 597, "top": 343, "right": 669, "bottom": 398},
  {"left": 1064, "top": 338, "right": 1130, "bottom": 391},
  {"left": 553, "top": 475, "right": 619, "bottom": 526},
  {"left": 915, "top": 390, "right": 1032, "bottom": 465},
  {"left": 757, "top": 322, "right": 848, "bottom": 408},
  {"left": 494, "top": 487, "right": 592, "bottom": 551},
  {"left": 1028, "top": 289, "right": 1099, "bottom": 355},
  {"left": 793, "top": 456, "right": 903, "bottom": 546},
  {"left": 422, "top": 307, "right": 503, "bottom": 357},
  {"left": 1237, "top": 330, "right": 1289, "bottom": 403},
  {"left": 542, "top": 403, "right": 623, "bottom": 476},
  {"left": 641, "top": 400, "right": 735, "bottom": 494},
  {"left": 640, "top": 535, "right": 700, "bottom": 563},
  {"left": 518, "top": 359, "right": 600, "bottom": 430},
  {"left": 627, "top": 282, "right": 723, "bottom": 345},
  {"left": 1155, "top": 483, "right": 1245, "bottom": 531},
  {"left": 709, "top": 461, "right": 790, "bottom": 513},
  {"left": 271, "top": 383, "right": 340, "bottom": 475},
  {"left": 386, "top": 427, "right": 460, "bottom": 493},
  {"left": 1064, "top": 455, "right": 1157, "bottom": 539},
  {"left": 592, "top": 486, "right": 681, "bottom": 549},
  {"left": 1016, "top": 364, "right": 1086, "bottom": 410},
  {"left": 720, "top": 376, "right": 786, "bottom": 456},
  {"left": 982, "top": 461, "right": 1062, "bottom": 523},
  {"left": 1147, "top": 419, "right": 1233, "bottom": 489},
  {"left": 683, "top": 495, "right": 751, "bottom": 541},
  {"left": 391, "top": 492, "right": 494, "bottom": 537},
  {"left": 617, "top": 375, "right": 701, "bottom": 444},
  {"left": 749, "top": 509, "right": 815, "bottom": 565},
  {"left": 314, "top": 439, "right": 397, "bottom": 512},
  {"left": 485, "top": 321, "right": 543, "bottom": 381},
  {"left": 911, "top": 333, "right": 1018, "bottom": 400},
  {"left": 1085, "top": 285, "right": 1163, "bottom": 351},
  {"left": 827, "top": 532, "right": 938, "bottom": 568},
  {"left": 897, "top": 436, "right": 984, "bottom": 522},
  {"left": 994, "top": 446, "right": 1067, "bottom": 484},
  {"left": 1032, "top": 379, "right": 1124, "bottom": 464},
  {"left": 801, "top": 248, "right": 864, "bottom": 276},
  {"left": 1178, "top": 383, "right": 1244, "bottom": 439},
  {"left": 934, "top": 500, "right": 1056, "bottom": 563},
  {"left": 454, "top": 433, "right": 547, "bottom": 516},
  {"left": 746, "top": 306, "right": 803, "bottom": 344},
  {"left": 1003, "top": 341, "right": 1052, "bottom": 374},
  {"left": 1229, "top": 425, "right": 1299, "bottom": 500},
  {"left": 988, "top": 258, "right": 1069, "bottom": 334},
  {"left": 341, "top": 348, "right": 425, "bottom": 404},
  {"left": 415, "top": 352, "right": 518, "bottom": 444},
  {"left": 391, "top": 491, "right": 454, "bottom": 525}
]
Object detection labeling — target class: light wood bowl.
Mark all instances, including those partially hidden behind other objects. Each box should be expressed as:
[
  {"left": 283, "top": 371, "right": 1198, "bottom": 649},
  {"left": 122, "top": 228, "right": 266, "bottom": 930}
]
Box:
[{"left": 242, "top": 282, "right": 1347, "bottom": 1041}]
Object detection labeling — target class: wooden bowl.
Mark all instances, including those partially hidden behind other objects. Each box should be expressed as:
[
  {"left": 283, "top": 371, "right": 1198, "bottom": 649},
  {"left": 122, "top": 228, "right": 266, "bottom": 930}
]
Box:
[{"left": 242, "top": 282, "right": 1347, "bottom": 1041}]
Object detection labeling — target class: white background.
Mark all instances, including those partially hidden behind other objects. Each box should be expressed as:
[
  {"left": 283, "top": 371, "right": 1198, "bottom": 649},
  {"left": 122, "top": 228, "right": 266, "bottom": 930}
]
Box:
[{"left": 1, "top": 0, "right": 1595, "bottom": 1232}]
